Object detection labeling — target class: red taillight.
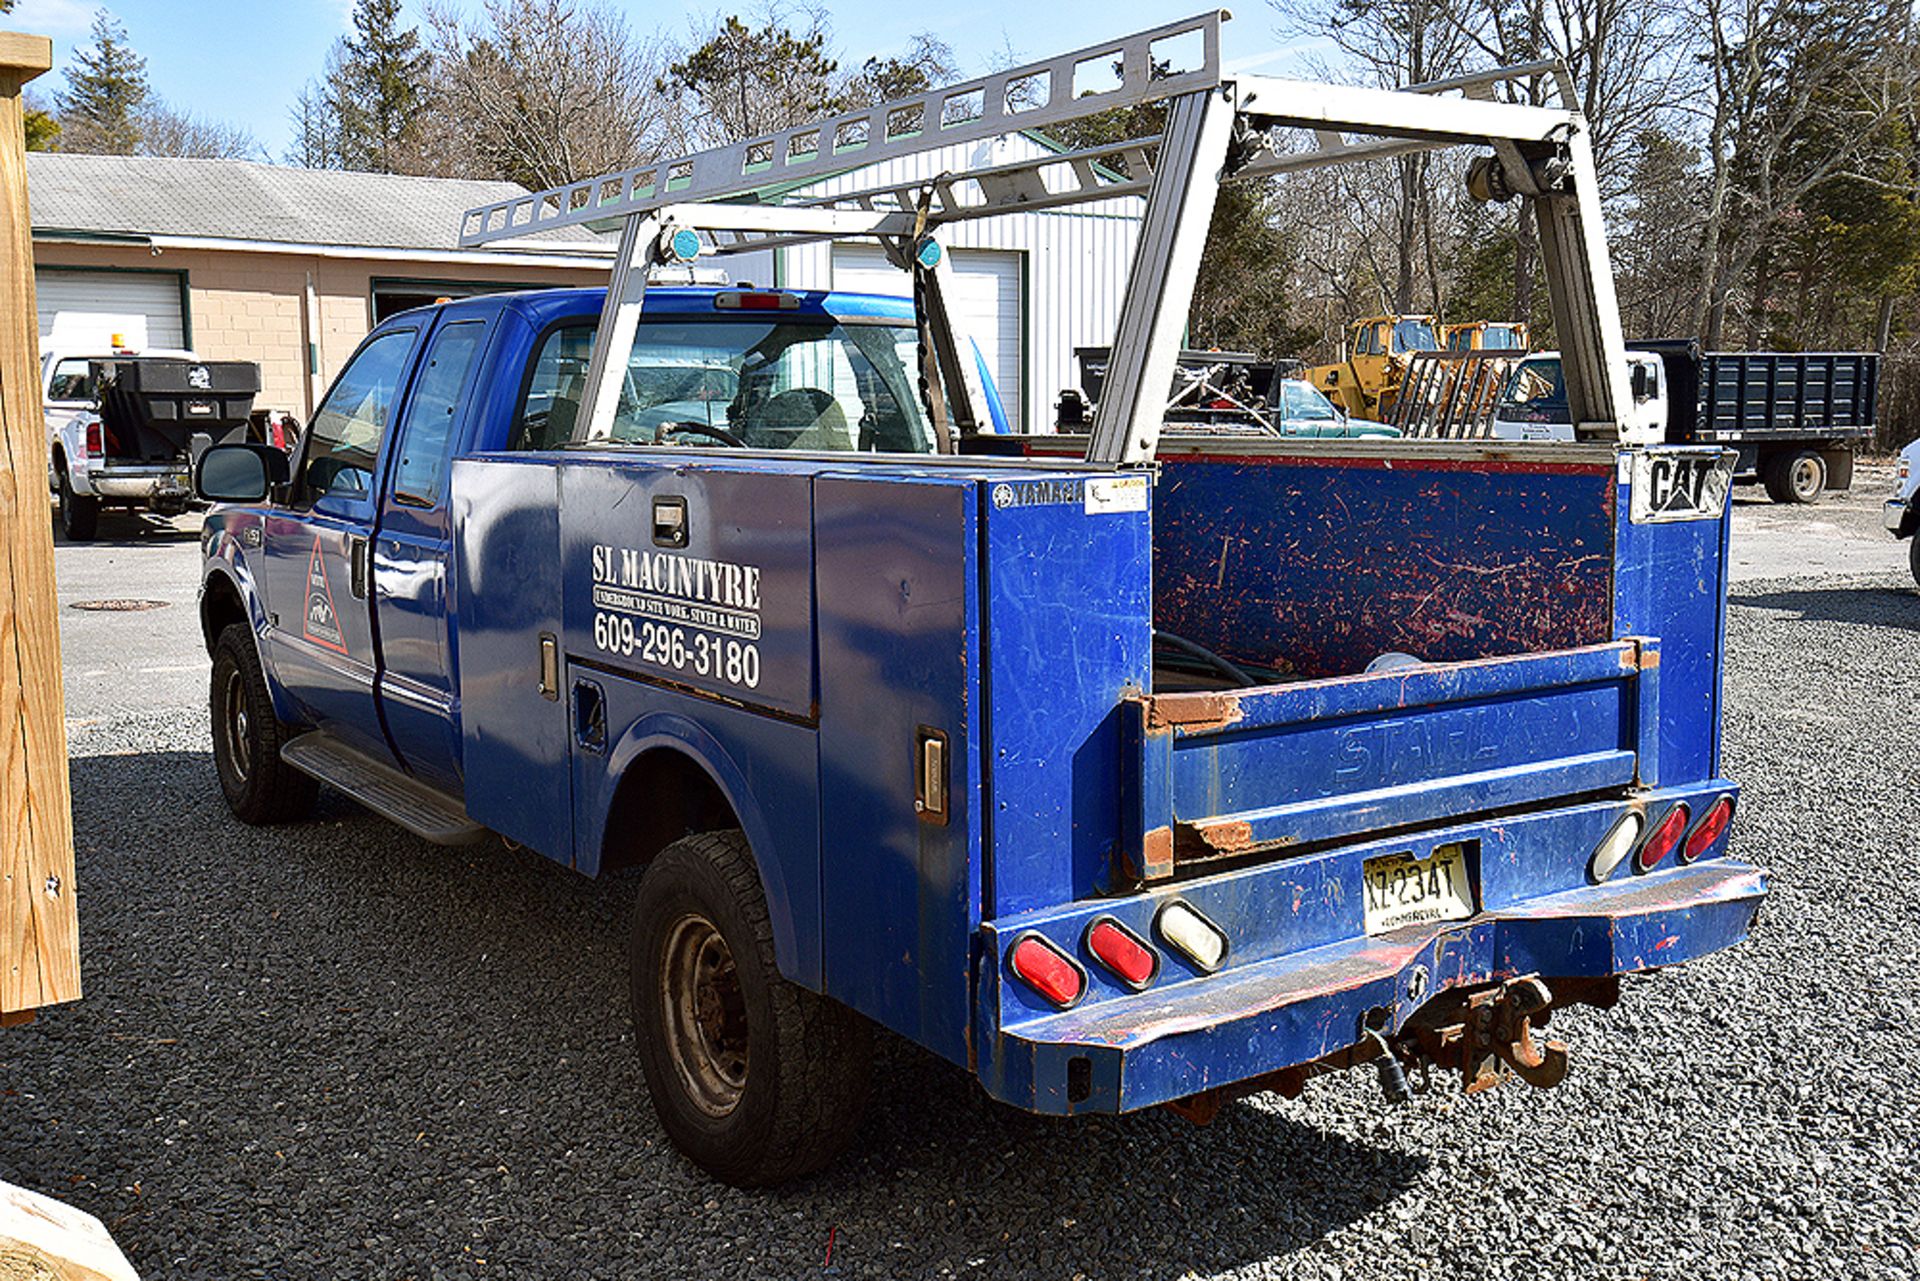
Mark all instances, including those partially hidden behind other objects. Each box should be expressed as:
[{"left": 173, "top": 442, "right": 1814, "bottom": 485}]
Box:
[
  {"left": 84, "top": 421, "right": 102, "bottom": 457},
  {"left": 1008, "top": 935, "right": 1084, "bottom": 1009},
  {"left": 1682, "top": 796, "right": 1734, "bottom": 862},
  {"left": 1636, "top": 803, "right": 1690, "bottom": 872},
  {"left": 1086, "top": 918, "right": 1158, "bottom": 990}
]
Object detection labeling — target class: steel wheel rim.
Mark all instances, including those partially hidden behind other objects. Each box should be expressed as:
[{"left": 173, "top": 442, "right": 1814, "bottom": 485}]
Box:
[
  {"left": 1791, "top": 457, "right": 1822, "bottom": 500},
  {"left": 660, "top": 913, "right": 749, "bottom": 1117},
  {"left": 221, "top": 668, "right": 252, "bottom": 782}
]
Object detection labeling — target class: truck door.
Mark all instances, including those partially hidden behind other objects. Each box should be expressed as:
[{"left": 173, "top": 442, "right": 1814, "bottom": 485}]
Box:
[
  {"left": 259, "top": 325, "right": 422, "bottom": 763},
  {"left": 372, "top": 317, "right": 490, "bottom": 793}
]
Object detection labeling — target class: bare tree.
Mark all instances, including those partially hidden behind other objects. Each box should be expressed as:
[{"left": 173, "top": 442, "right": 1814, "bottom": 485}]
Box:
[
  {"left": 1453, "top": 0, "right": 1691, "bottom": 322},
  {"left": 1277, "top": 0, "right": 1481, "bottom": 312},
  {"left": 421, "top": 0, "right": 682, "bottom": 188},
  {"left": 1691, "top": 0, "right": 1916, "bottom": 344},
  {"left": 139, "top": 101, "right": 260, "bottom": 160}
]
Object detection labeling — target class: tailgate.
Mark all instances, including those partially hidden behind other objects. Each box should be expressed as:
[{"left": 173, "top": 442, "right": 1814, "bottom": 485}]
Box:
[{"left": 1121, "top": 638, "right": 1658, "bottom": 880}]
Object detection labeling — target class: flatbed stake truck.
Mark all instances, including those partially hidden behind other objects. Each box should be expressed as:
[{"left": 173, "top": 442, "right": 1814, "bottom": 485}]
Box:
[{"left": 193, "top": 12, "right": 1765, "bottom": 1187}]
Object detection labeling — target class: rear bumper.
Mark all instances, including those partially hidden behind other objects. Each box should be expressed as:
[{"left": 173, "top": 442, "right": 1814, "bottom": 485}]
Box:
[
  {"left": 1885, "top": 498, "right": 1911, "bottom": 535},
  {"left": 83, "top": 467, "right": 195, "bottom": 504},
  {"left": 977, "top": 788, "right": 1764, "bottom": 1114}
]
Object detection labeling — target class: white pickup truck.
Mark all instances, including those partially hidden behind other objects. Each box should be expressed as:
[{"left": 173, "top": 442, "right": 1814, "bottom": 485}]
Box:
[
  {"left": 41, "top": 346, "right": 268, "bottom": 540},
  {"left": 1885, "top": 438, "right": 1920, "bottom": 586}
]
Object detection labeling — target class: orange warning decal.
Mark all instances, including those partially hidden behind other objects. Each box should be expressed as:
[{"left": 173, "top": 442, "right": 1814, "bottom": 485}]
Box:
[{"left": 302, "top": 536, "right": 348, "bottom": 654}]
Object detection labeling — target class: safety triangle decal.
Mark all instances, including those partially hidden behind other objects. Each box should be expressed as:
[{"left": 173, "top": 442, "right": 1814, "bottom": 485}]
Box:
[{"left": 303, "top": 535, "right": 349, "bottom": 655}]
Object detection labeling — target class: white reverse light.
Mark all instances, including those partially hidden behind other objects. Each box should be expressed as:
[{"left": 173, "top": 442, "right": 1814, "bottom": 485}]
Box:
[
  {"left": 1590, "top": 812, "right": 1644, "bottom": 883},
  {"left": 1156, "top": 901, "right": 1227, "bottom": 972}
]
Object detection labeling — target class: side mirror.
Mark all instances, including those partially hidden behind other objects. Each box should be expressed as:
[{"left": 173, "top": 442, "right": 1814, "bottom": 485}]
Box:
[
  {"left": 1630, "top": 364, "right": 1654, "bottom": 402},
  {"left": 196, "top": 442, "right": 289, "bottom": 503}
]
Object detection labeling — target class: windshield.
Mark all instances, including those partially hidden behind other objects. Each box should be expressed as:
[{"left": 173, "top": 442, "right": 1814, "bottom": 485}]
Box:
[
  {"left": 1501, "top": 357, "right": 1568, "bottom": 418},
  {"left": 519, "top": 317, "right": 936, "bottom": 454},
  {"left": 1391, "top": 319, "right": 1439, "bottom": 353},
  {"left": 1279, "top": 379, "right": 1339, "bottom": 421},
  {"left": 1480, "top": 325, "right": 1524, "bottom": 350}
]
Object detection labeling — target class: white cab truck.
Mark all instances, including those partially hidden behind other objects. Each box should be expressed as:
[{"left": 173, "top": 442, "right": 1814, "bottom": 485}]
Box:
[
  {"left": 41, "top": 347, "right": 260, "bottom": 539},
  {"left": 1886, "top": 438, "right": 1920, "bottom": 586},
  {"left": 1493, "top": 342, "right": 1878, "bottom": 503}
]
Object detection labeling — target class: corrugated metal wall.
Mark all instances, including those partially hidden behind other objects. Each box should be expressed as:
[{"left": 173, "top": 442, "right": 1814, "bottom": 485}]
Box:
[{"left": 766, "top": 134, "right": 1143, "bottom": 431}]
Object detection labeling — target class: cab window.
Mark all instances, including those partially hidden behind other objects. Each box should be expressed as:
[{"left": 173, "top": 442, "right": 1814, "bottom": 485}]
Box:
[
  {"left": 515, "top": 316, "right": 936, "bottom": 455},
  {"left": 302, "top": 328, "right": 418, "bottom": 501},
  {"left": 392, "top": 321, "right": 487, "bottom": 506},
  {"left": 1391, "top": 319, "right": 1439, "bottom": 353},
  {"left": 47, "top": 358, "right": 94, "bottom": 402}
]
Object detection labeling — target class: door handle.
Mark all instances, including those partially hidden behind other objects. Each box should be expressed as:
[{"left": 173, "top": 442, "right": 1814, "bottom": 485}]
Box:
[{"left": 348, "top": 536, "right": 369, "bottom": 599}]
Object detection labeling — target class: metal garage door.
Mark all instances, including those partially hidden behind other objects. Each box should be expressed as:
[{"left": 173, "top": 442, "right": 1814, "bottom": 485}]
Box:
[
  {"left": 35, "top": 269, "right": 186, "bottom": 352},
  {"left": 831, "top": 245, "right": 1023, "bottom": 425}
]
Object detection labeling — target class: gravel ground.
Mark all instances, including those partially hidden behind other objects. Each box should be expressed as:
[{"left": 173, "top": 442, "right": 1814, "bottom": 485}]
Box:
[{"left": 1, "top": 570, "right": 1915, "bottom": 1279}]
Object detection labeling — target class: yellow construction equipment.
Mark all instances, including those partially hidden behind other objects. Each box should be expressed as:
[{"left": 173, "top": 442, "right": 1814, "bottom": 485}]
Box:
[
  {"left": 1441, "top": 320, "right": 1530, "bottom": 352},
  {"left": 1305, "top": 314, "right": 1442, "bottom": 418}
]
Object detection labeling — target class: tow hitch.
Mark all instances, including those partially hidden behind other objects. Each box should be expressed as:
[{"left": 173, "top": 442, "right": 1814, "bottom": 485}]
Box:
[
  {"left": 1161, "top": 973, "right": 1618, "bottom": 1122},
  {"left": 1401, "top": 975, "right": 1575, "bottom": 1094}
]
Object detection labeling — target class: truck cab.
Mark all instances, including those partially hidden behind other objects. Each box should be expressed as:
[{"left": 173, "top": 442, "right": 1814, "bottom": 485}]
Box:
[
  {"left": 1492, "top": 349, "right": 1666, "bottom": 445},
  {"left": 1306, "top": 314, "right": 1441, "bottom": 418},
  {"left": 1442, "top": 320, "right": 1529, "bottom": 351}
]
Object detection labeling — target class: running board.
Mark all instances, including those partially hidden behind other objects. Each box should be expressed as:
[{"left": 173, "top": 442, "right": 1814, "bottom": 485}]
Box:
[{"left": 280, "top": 731, "right": 486, "bottom": 846}]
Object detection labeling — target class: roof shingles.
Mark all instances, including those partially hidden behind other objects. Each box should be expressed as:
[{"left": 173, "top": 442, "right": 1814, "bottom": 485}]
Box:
[{"left": 26, "top": 153, "right": 604, "bottom": 252}]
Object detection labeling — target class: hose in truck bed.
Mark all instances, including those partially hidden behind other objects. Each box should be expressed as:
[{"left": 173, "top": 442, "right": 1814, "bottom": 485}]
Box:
[{"left": 1152, "top": 630, "right": 1259, "bottom": 688}]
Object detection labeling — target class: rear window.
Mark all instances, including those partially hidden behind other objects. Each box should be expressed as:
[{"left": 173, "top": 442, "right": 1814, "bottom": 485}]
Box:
[{"left": 515, "top": 317, "right": 935, "bottom": 455}]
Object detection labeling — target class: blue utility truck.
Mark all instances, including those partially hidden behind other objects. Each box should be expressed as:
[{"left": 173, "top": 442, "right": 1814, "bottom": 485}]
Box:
[{"left": 193, "top": 14, "right": 1765, "bottom": 1187}]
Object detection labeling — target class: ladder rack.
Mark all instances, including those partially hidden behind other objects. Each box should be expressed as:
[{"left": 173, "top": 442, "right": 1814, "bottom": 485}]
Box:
[
  {"left": 461, "top": 11, "right": 1633, "bottom": 468},
  {"left": 459, "top": 10, "right": 1226, "bottom": 248}
]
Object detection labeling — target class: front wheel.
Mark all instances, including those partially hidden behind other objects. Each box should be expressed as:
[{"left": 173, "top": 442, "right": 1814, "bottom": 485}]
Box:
[
  {"left": 1763, "top": 450, "right": 1826, "bottom": 504},
  {"left": 631, "top": 830, "right": 870, "bottom": 1187},
  {"left": 210, "top": 624, "right": 318, "bottom": 824}
]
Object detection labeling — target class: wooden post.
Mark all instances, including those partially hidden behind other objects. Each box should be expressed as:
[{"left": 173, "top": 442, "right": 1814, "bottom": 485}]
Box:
[{"left": 0, "top": 30, "right": 81, "bottom": 1017}]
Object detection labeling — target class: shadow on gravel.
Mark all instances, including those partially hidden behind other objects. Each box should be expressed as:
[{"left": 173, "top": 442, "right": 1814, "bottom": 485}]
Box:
[
  {"left": 0, "top": 748, "right": 1423, "bottom": 1279},
  {"left": 51, "top": 513, "right": 202, "bottom": 547},
  {"left": 1731, "top": 582, "right": 1920, "bottom": 630}
]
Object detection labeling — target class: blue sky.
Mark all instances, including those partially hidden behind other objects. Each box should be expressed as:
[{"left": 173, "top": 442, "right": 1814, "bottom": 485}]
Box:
[{"left": 5, "top": 1, "right": 1316, "bottom": 162}]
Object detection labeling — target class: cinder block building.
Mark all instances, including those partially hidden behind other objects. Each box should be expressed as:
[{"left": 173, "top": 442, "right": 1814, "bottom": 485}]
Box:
[{"left": 27, "top": 154, "right": 612, "bottom": 416}]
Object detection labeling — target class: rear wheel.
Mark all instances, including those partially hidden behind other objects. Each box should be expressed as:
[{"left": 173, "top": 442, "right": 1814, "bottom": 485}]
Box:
[
  {"left": 631, "top": 829, "right": 870, "bottom": 1187},
  {"left": 58, "top": 467, "right": 98, "bottom": 541},
  {"left": 1763, "top": 450, "right": 1826, "bottom": 504},
  {"left": 210, "top": 624, "right": 318, "bottom": 824},
  {"left": 1909, "top": 533, "right": 1920, "bottom": 590}
]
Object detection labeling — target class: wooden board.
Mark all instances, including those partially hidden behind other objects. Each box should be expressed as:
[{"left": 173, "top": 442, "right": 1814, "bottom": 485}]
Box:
[
  {"left": 0, "top": 1177, "right": 139, "bottom": 1281},
  {"left": 0, "top": 32, "right": 81, "bottom": 1015}
]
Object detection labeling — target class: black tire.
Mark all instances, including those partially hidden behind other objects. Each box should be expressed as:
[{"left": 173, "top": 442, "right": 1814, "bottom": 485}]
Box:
[
  {"left": 1910, "top": 534, "right": 1920, "bottom": 591},
  {"left": 58, "top": 466, "right": 99, "bottom": 541},
  {"left": 210, "top": 623, "right": 318, "bottom": 824},
  {"left": 631, "top": 829, "right": 870, "bottom": 1187},
  {"left": 1763, "top": 450, "right": 1826, "bottom": 504}
]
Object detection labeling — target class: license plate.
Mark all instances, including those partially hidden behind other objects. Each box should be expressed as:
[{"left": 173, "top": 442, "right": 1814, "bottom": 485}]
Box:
[{"left": 1361, "top": 843, "right": 1475, "bottom": 935}]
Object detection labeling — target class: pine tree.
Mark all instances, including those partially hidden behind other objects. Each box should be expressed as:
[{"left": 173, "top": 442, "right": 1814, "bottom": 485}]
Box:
[
  {"left": 336, "top": 0, "right": 428, "bottom": 172},
  {"left": 55, "top": 10, "right": 150, "bottom": 155},
  {"left": 21, "top": 89, "right": 60, "bottom": 152}
]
